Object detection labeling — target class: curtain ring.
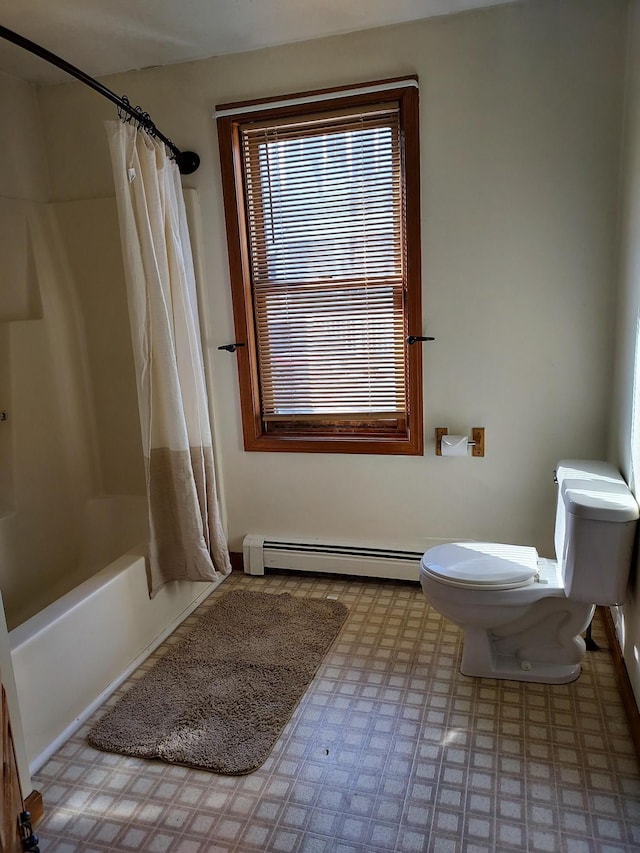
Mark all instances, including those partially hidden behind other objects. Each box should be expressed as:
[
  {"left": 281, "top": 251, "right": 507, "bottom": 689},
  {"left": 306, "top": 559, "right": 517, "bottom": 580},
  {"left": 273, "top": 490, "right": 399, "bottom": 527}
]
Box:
[{"left": 117, "top": 95, "right": 132, "bottom": 123}]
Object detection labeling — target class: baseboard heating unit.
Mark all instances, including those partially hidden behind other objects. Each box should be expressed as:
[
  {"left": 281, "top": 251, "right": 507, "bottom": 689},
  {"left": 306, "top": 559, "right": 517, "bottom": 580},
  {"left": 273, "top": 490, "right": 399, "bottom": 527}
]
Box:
[{"left": 242, "top": 535, "right": 429, "bottom": 581}]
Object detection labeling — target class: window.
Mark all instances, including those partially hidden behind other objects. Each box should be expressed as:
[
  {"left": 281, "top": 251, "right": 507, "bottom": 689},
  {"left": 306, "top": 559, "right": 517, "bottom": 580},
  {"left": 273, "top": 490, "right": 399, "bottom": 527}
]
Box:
[{"left": 216, "top": 78, "right": 423, "bottom": 454}]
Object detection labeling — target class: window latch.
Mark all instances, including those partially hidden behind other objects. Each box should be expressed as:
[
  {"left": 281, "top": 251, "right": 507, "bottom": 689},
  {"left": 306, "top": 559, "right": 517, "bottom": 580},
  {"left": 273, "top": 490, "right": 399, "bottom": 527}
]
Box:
[
  {"left": 407, "top": 335, "right": 435, "bottom": 345},
  {"left": 218, "top": 342, "right": 246, "bottom": 353}
]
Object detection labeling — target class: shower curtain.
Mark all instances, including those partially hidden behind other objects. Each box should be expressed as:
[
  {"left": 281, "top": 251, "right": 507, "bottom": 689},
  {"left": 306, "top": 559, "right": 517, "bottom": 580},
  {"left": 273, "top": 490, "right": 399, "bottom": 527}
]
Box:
[{"left": 105, "top": 120, "right": 231, "bottom": 596}]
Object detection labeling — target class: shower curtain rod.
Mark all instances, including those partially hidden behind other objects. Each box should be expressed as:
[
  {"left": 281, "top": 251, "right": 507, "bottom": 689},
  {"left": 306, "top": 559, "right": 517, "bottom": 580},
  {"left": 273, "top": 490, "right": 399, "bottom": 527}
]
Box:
[{"left": 0, "top": 24, "right": 200, "bottom": 174}]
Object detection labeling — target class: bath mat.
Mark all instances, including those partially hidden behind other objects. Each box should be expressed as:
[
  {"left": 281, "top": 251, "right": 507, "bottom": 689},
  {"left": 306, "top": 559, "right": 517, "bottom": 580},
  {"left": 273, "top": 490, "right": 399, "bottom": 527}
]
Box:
[{"left": 87, "top": 589, "right": 348, "bottom": 774}]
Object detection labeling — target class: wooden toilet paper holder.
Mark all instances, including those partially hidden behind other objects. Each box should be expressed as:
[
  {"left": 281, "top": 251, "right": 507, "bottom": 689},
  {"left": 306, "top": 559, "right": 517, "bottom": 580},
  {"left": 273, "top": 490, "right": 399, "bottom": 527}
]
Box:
[{"left": 435, "top": 427, "right": 485, "bottom": 457}]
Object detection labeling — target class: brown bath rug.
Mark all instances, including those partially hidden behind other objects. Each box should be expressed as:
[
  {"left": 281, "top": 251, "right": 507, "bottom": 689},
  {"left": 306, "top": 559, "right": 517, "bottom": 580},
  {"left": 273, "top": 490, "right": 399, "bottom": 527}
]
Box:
[{"left": 87, "top": 589, "right": 348, "bottom": 774}]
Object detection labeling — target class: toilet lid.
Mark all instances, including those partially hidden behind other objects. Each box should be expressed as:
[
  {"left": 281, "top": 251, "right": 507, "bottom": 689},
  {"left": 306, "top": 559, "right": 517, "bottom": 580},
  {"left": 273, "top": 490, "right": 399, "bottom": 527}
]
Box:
[{"left": 421, "top": 542, "right": 538, "bottom": 590}]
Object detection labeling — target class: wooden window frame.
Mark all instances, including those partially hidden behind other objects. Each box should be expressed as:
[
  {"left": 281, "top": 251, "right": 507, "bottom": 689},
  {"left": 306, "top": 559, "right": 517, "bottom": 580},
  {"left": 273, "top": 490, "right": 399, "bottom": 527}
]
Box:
[{"left": 216, "top": 78, "right": 423, "bottom": 455}]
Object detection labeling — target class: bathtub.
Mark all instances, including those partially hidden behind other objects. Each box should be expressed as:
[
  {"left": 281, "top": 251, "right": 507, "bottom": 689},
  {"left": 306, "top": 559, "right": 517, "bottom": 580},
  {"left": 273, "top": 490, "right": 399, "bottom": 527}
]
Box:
[{"left": 9, "top": 495, "right": 226, "bottom": 773}]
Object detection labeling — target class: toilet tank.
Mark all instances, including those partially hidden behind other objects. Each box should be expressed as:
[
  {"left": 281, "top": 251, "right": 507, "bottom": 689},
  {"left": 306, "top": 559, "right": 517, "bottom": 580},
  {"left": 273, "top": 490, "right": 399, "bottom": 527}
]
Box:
[{"left": 554, "top": 460, "right": 639, "bottom": 605}]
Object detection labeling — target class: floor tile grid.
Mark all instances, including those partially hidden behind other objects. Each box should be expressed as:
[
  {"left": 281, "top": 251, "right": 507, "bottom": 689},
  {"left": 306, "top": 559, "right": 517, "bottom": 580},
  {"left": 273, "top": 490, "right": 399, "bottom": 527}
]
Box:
[
  {"left": 290, "top": 592, "right": 436, "bottom": 849},
  {"left": 242, "top": 576, "right": 424, "bottom": 852},
  {"left": 31, "top": 570, "right": 640, "bottom": 852}
]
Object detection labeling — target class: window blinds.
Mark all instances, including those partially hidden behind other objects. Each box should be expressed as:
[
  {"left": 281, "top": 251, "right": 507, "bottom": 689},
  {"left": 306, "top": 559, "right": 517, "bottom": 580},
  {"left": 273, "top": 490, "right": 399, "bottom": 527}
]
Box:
[{"left": 239, "top": 105, "right": 407, "bottom": 422}]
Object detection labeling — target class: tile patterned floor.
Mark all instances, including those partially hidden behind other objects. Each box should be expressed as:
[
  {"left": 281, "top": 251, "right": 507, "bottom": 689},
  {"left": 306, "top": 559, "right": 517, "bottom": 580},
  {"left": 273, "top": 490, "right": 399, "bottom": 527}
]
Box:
[{"left": 33, "top": 570, "right": 640, "bottom": 852}]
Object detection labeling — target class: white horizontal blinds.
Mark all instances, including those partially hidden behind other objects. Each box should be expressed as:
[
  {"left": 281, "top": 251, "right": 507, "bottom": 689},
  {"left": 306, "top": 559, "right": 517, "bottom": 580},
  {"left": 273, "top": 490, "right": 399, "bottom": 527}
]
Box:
[{"left": 240, "top": 104, "right": 406, "bottom": 421}]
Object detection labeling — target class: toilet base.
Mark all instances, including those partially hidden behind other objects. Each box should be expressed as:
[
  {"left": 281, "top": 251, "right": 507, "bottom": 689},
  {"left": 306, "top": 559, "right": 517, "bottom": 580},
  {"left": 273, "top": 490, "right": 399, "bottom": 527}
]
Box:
[
  {"left": 460, "top": 643, "right": 582, "bottom": 684},
  {"left": 458, "top": 601, "right": 594, "bottom": 684}
]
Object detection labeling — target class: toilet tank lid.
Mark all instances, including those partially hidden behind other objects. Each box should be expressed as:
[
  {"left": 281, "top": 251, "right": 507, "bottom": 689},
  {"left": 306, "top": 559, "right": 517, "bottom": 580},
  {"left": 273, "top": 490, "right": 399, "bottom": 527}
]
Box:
[{"left": 556, "top": 460, "right": 639, "bottom": 523}]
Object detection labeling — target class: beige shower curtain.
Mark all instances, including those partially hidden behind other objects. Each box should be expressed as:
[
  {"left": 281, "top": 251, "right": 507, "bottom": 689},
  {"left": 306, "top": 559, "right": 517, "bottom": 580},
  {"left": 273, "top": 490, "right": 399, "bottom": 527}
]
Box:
[{"left": 106, "top": 120, "right": 231, "bottom": 596}]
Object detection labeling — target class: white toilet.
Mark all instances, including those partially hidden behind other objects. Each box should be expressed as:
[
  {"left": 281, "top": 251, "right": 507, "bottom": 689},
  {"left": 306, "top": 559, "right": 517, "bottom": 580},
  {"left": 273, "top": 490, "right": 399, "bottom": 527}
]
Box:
[{"left": 419, "top": 460, "right": 639, "bottom": 684}]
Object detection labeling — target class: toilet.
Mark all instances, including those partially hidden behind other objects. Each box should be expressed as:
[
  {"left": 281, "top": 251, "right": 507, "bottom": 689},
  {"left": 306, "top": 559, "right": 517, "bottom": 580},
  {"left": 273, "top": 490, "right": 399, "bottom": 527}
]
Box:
[{"left": 419, "top": 460, "right": 639, "bottom": 683}]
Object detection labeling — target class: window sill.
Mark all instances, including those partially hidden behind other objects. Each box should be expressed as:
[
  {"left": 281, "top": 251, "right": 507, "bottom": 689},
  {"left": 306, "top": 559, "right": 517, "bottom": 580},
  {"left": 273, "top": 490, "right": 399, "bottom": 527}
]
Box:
[{"left": 243, "top": 432, "right": 424, "bottom": 456}]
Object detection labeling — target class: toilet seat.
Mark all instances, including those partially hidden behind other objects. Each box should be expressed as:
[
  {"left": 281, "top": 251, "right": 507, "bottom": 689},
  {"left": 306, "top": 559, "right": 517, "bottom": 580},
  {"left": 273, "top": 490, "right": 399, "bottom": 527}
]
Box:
[{"left": 421, "top": 542, "right": 538, "bottom": 590}]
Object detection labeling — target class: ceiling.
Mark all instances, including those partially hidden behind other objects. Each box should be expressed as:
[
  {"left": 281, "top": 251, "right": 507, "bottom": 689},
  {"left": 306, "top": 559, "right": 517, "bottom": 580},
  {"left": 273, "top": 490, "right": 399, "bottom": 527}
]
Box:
[{"left": 0, "top": 0, "right": 515, "bottom": 85}]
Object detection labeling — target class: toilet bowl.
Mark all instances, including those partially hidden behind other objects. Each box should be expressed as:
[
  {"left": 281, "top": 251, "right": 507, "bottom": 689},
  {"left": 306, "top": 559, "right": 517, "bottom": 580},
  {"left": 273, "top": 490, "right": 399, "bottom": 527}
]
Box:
[{"left": 419, "top": 461, "right": 638, "bottom": 684}]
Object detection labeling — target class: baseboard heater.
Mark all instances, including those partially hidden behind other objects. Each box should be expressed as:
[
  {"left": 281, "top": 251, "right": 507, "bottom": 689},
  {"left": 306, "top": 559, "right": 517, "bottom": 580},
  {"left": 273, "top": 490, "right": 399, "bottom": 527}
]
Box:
[{"left": 242, "top": 535, "right": 426, "bottom": 581}]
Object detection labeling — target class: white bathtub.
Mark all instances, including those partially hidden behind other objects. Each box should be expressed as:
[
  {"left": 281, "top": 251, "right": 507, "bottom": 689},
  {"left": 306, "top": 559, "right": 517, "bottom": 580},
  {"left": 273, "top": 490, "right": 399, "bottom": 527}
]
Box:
[{"left": 9, "top": 496, "right": 225, "bottom": 773}]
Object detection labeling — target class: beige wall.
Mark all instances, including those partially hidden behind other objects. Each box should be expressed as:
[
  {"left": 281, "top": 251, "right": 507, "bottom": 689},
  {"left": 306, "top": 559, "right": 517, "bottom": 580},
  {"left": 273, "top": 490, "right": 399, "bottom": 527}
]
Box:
[
  {"left": 36, "top": 0, "right": 627, "bottom": 561},
  {"left": 610, "top": 0, "right": 640, "bottom": 708}
]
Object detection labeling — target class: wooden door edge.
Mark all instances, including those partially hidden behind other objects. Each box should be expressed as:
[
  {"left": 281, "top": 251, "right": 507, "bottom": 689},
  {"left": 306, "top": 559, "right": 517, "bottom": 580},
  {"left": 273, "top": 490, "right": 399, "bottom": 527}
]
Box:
[{"left": 24, "top": 790, "right": 44, "bottom": 826}]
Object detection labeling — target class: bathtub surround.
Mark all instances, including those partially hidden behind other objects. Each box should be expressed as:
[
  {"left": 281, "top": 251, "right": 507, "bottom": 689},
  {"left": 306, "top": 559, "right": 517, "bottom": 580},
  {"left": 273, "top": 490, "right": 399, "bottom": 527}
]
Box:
[
  {"left": 87, "top": 589, "right": 348, "bottom": 774},
  {"left": 0, "top": 199, "right": 100, "bottom": 627},
  {"left": 105, "top": 121, "right": 231, "bottom": 594}
]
